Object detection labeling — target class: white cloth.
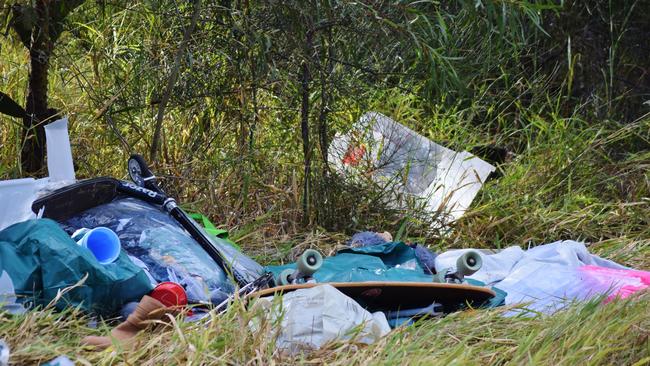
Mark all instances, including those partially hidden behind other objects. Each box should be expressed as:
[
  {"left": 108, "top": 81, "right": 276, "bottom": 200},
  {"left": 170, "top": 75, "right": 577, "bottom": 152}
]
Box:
[
  {"left": 435, "top": 241, "right": 629, "bottom": 314},
  {"left": 251, "top": 284, "right": 390, "bottom": 353}
]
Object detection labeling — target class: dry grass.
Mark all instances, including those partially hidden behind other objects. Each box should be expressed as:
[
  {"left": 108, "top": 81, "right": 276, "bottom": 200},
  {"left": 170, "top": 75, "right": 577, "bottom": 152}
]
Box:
[{"left": 1, "top": 291, "right": 648, "bottom": 365}]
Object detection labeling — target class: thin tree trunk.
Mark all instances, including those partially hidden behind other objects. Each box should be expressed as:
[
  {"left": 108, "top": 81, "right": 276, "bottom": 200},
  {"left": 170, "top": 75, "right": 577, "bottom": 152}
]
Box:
[
  {"left": 318, "top": 31, "right": 334, "bottom": 170},
  {"left": 301, "top": 32, "right": 313, "bottom": 224},
  {"left": 150, "top": 0, "right": 201, "bottom": 162},
  {"left": 249, "top": 66, "right": 258, "bottom": 151},
  {"left": 317, "top": 78, "right": 329, "bottom": 167},
  {"left": 11, "top": 0, "right": 86, "bottom": 174},
  {"left": 21, "top": 52, "right": 51, "bottom": 174},
  {"left": 314, "top": 27, "right": 334, "bottom": 226},
  {"left": 21, "top": 0, "right": 54, "bottom": 175}
]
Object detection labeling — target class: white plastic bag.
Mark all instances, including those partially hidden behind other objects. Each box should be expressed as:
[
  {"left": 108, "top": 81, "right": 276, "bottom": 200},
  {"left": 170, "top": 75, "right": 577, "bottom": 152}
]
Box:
[
  {"left": 0, "top": 116, "right": 76, "bottom": 231},
  {"left": 0, "top": 270, "right": 25, "bottom": 315},
  {"left": 0, "top": 178, "right": 37, "bottom": 231},
  {"left": 328, "top": 112, "right": 495, "bottom": 224},
  {"left": 251, "top": 284, "right": 390, "bottom": 353}
]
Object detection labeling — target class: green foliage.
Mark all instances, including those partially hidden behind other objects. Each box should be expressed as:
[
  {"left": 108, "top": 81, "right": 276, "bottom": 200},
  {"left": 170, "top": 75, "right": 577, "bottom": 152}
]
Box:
[
  {"left": 1, "top": 0, "right": 648, "bottom": 233},
  {"left": 0, "top": 0, "right": 647, "bottom": 233}
]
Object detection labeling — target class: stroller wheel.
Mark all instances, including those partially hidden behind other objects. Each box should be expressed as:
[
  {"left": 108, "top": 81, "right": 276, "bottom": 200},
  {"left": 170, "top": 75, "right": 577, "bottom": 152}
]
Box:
[{"left": 128, "top": 154, "right": 154, "bottom": 187}]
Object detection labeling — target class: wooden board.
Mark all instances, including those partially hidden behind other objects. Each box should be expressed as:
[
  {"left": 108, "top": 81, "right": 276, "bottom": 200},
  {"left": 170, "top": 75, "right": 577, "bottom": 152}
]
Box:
[{"left": 249, "top": 281, "right": 496, "bottom": 312}]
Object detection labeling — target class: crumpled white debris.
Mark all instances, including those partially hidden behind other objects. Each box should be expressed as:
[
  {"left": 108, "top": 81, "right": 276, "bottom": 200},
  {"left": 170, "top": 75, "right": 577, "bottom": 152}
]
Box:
[
  {"left": 250, "top": 284, "right": 390, "bottom": 353},
  {"left": 435, "top": 240, "right": 633, "bottom": 314},
  {"left": 328, "top": 112, "right": 495, "bottom": 225}
]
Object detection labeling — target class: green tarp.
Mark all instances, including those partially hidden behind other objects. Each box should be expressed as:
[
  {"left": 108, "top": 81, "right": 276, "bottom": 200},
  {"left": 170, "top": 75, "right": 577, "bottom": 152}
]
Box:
[
  {"left": 0, "top": 219, "right": 152, "bottom": 316},
  {"left": 266, "top": 242, "right": 506, "bottom": 308}
]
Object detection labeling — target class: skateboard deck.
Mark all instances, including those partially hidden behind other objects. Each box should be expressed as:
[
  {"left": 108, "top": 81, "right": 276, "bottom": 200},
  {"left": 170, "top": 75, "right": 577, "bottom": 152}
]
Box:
[{"left": 249, "top": 281, "right": 496, "bottom": 312}]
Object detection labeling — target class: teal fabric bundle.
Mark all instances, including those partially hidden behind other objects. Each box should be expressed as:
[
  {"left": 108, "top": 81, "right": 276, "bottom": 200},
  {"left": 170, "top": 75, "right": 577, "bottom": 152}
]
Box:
[{"left": 0, "top": 219, "right": 153, "bottom": 316}]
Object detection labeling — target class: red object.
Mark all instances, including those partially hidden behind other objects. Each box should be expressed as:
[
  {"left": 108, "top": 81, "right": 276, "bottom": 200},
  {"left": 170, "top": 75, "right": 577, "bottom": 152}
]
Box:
[
  {"left": 150, "top": 282, "right": 188, "bottom": 307},
  {"left": 342, "top": 144, "right": 366, "bottom": 166}
]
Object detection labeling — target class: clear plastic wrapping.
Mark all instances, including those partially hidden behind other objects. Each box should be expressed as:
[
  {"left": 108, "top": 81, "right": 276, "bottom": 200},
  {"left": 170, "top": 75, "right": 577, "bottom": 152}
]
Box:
[{"left": 62, "top": 197, "right": 261, "bottom": 303}]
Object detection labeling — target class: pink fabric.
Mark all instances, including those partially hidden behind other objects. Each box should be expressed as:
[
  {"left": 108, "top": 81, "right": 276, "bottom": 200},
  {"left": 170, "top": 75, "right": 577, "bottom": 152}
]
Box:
[{"left": 580, "top": 265, "right": 650, "bottom": 302}]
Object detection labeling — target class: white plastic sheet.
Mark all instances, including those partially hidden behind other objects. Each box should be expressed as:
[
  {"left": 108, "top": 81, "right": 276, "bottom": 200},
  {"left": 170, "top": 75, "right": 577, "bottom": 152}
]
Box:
[
  {"left": 0, "top": 270, "right": 25, "bottom": 315},
  {"left": 0, "top": 116, "right": 76, "bottom": 230},
  {"left": 0, "top": 178, "right": 37, "bottom": 231},
  {"left": 435, "top": 241, "right": 632, "bottom": 314},
  {"left": 44, "top": 117, "right": 76, "bottom": 183},
  {"left": 329, "top": 112, "right": 495, "bottom": 224},
  {"left": 0, "top": 177, "right": 75, "bottom": 231},
  {"left": 252, "top": 284, "right": 390, "bottom": 353}
]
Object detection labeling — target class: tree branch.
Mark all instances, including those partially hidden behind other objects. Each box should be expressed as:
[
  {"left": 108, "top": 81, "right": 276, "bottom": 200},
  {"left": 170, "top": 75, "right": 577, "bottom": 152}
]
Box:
[
  {"left": 150, "top": 0, "right": 201, "bottom": 162},
  {"left": 0, "top": 91, "right": 26, "bottom": 118}
]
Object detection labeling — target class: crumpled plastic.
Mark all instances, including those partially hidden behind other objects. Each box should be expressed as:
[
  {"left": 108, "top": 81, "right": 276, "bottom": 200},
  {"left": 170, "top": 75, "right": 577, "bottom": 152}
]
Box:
[
  {"left": 346, "top": 231, "right": 437, "bottom": 274},
  {"left": 579, "top": 265, "right": 650, "bottom": 303},
  {"left": 328, "top": 112, "right": 495, "bottom": 224},
  {"left": 434, "top": 241, "right": 646, "bottom": 314},
  {"left": 62, "top": 197, "right": 245, "bottom": 304},
  {"left": 250, "top": 284, "right": 391, "bottom": 353},
  {"left": 0, "top": 340, "right": 8, "bottom": 366},
  {"left": 0, "top": 270, "right": 25, "bottom": 315},
  {"left": 348, "top": 231, "right": 392, "bottom": 247}
]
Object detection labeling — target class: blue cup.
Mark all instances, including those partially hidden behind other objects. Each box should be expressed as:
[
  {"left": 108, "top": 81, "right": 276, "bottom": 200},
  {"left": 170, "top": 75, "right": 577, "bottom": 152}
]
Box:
[{"left": 75, "top": 227, "right": 121, "bottom": 264}]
